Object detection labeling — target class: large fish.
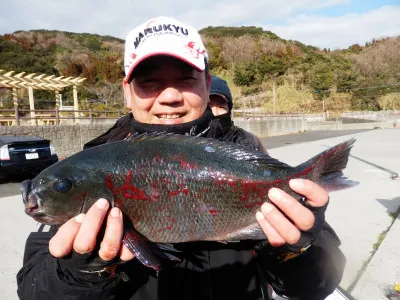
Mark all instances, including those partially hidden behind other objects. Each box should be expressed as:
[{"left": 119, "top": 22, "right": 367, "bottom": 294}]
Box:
[{"left": 21, "top": 133, "right": 356, "bottom": 270}]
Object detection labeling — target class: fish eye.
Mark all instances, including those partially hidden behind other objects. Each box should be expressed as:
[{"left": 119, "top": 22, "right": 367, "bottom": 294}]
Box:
[{"left": 54, "top": 179, "right": 73, "bottom": 193}]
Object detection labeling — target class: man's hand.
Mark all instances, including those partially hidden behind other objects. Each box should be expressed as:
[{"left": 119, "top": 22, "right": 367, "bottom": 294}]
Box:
[
  {"left": 256, "top": 179, "right": 329, "bottom": 248},
  {"left": 49, "top": 198, "right": 134, "bottom": 262}
]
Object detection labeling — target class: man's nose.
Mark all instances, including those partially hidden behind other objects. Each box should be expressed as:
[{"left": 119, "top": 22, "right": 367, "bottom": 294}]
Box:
[{"left": 157, "top": 86, "right": 183, "bottom": 105}]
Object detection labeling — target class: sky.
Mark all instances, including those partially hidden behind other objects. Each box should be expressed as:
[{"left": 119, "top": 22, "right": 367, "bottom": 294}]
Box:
[{"left": 0, "top": 0, "right": 399, "bottom": 50}]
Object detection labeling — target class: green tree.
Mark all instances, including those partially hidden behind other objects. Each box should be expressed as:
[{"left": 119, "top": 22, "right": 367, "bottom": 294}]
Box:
[
  {"left": 233, "top": 63, "right": 258, "bottom": 86},
  {"left": 307, "top": 63, "right": 335, "bottom": 98},
  {"left": 258, "top": 55, "right": 288, "bottom": 78}
]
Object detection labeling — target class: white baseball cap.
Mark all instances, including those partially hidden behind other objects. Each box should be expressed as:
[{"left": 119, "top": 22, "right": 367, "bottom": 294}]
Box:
[{"left": 124, "top": 16, "right": 208, "bottom": 83}]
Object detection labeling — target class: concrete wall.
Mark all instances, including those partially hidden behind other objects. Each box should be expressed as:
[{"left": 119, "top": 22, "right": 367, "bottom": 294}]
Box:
[
  {"left": 0, "top": 117, "right": 309, "bottom": 157},
  {"left": 307, "top": 120, "right": 398, "bottom": 131},
  {"left": 233, "top": 117, "right": 307, "bottom": 137},
  {"left": 0, "top": 124, "right": 112, "bottom": 158},
  {"left": 1, "top": 117, "right": 398, "bottom": 158}
]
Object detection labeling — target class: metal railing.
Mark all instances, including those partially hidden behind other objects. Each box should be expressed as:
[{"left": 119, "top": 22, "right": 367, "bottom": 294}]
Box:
[
  {"left": 0, "top": 108, "right": 125, "bottom": 126},
  {"left": 232, "top": 110, "right": 326, "bottom": 120},
  {"left": 1, "top": 108, "right": 397, "bottom": 127}
]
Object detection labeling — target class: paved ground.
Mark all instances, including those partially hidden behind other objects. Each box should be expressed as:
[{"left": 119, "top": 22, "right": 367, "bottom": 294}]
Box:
[
  {"left": 1, "top": 128, "right": 399, "bottom": 300},
  {"left": 266, "top": 128, "right": 400, "bottom": 299}
]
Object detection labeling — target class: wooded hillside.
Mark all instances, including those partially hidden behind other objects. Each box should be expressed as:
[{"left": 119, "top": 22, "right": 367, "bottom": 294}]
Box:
[{"left": 0, "top": 27, "right": 399, "bottom": 113}]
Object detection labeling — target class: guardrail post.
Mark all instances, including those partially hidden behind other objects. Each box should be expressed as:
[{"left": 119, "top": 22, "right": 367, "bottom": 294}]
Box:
[
  {"left": 15, "top": 106, "right": 20, "bottom": 126},
  {"left": 89, "top": 108, "right": 93, "bottom": 125},
  {"left": 55, "top": 108, "right": 60, "bottom": 125}
]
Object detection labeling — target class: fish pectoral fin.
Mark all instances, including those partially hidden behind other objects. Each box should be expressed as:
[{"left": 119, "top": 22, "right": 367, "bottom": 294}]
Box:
[
  {"left": 122, "top": 229, "right": 162, "bottom": 270},
  {"left": 122, "top": 228, "right": 182, "bottom": 270},
  {"left": 224, "top": 223, "right": 267, "bottom": 241}
]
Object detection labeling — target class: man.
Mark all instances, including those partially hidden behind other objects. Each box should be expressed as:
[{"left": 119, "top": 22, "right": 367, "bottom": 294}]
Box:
[
  {"left": 208, "top": 74, "right": 266, "bottom": 152},
  {"left": 209, "top": 75, "right": 233, "bottom": 116},
  {"left": 17, "top": 16, "right": 345, "bottom": 300}
]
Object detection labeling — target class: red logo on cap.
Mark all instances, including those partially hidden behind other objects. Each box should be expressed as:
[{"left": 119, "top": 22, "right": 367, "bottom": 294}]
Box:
[
  {"left": 130, "top": 53, "right": 137, "bottom": 59},
  {"left": 186, "top": 41, "right": 206, "bottom": 59}
]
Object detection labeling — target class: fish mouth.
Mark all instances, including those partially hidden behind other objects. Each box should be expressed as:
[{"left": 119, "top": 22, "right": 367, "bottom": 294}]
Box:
[
  {"left": 28, "top": 192, "right": 88, "bottom": 225},
  {"left": 23, "top": 193, "right": 59, "bottom": 224},
  {"left": 21, "top": 180, "right": 41, "bottom": 217}
]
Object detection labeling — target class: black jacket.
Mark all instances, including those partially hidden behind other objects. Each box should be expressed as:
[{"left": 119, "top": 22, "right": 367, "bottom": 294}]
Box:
[{"left": 17, "top": 112, "right": 345, "bottom": 300}]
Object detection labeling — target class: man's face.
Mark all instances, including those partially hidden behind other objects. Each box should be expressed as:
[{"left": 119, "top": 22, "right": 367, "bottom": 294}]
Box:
[
  {"left": 209, "top": 94, "right": 229, "bottom": 116},
  {"left": 124, "top": 56, "right": 210, "bottom": 125}
]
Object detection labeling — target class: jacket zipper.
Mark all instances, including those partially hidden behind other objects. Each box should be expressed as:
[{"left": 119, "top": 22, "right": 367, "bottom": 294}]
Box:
[{"left": 207, "top": 250, "right": 213, "bottom": 300}]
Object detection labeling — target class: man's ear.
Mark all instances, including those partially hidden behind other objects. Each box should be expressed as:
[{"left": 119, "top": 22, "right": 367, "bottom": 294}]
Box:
[{"left": 123, "top": 80, "right": 132, "bottom": 108}]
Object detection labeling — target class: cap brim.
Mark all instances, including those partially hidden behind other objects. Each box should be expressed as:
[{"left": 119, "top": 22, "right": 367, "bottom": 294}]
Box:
[{"left": 209, "top": 92, "right": 229, "bottom": 103}]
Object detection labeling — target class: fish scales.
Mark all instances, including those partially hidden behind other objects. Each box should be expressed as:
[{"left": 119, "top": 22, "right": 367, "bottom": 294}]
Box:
[{"left": 104, "top": 142, "right": 273, "bottom": 243}]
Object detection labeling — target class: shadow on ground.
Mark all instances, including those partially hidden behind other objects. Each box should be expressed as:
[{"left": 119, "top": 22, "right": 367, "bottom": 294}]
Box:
[
  {"left": 0, "top": 174, "right": 37, "bottom": 197},
  {"left": 376, "top": 197, "right": 400, "bottom": 219}
]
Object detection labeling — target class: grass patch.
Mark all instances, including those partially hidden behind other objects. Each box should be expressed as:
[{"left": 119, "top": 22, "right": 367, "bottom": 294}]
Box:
[
  {"left": 347, "top": 205, "right": 400, "bottom": 293},
  {"left": 388, "top": 206, "right": 400, "bottom": 219}
]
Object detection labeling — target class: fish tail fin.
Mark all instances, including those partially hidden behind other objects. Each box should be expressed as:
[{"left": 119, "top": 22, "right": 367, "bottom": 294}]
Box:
[{"left": 298, "top": 138, "right": 358, "bottom": 192}]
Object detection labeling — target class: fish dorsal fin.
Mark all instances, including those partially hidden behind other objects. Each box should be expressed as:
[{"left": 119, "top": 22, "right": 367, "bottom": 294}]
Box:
[{"left": 126, "top": 132, "right": 292, "bottom": 171}]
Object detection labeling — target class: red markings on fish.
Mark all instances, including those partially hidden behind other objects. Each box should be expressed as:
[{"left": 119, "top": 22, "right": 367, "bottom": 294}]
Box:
[
  {"left": 165, "top": 172, "right": 189, "bottom": 197},
  {"left": 168, "top": 187, "right": 189, "bottom": 196},
  {"left": 168, "top": 190, "right": 180, "bottom": 196},
  {"left": 237, "top": 180, "right": 268, "bottom": 204},
  {"left": 105, "top": 171, "right": 149, "bottom": 202},
  {"left": 155, "top": 205, "right": 176, "bottom": 231},
  {"left": 105, "top": 174, "right": 117, "bottom": 195},
  {"left": 119, "top": 170, "right": 149, "bottom": 200},
  {"left": 294, "top": 166, "right": 313, "bottom": 177},
  {"left": 209, "top": 209, "right": 218, "bottom": 216},
  {"left": 180, "top": 160, "right": 188, "bottom": 170},
  {"left": 168, "top": 153, "right": 199, "bottom": 171},
  {"left": 72, "top": 192, "right": 87, "bottom": 202}
]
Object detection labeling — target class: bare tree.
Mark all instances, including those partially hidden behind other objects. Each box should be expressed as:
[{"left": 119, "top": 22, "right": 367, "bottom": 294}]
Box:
[
  {"left": 349, "top": 37, "right": 400, "bottom": 77},
  {"left": 85, "top": 81, "right": 124, "bottom": 106},
  {"left": 222, "top": 35, "right": 260, "bottom": 67}
]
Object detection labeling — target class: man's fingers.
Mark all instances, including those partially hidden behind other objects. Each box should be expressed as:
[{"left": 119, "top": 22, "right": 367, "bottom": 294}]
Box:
[
  {"left": 73, "top": 198, "right": 109, "bottom": 254},
  {"left": 49, "top": 213, "right": 85, "bottom": 257},
  {"left": 256, "top": 211, "right": 285, "bottom": 247},
  {"left": 289, "top": 179, "right": 329, "bottom": 207},
  {"left": 260, "top": 202, "right": 301, "bottom": 245},
  {"left": 268, "top": 188, "right": 315, "bottom": 231},
  {"left": 99, "top": 207, "right": 124, "bottom": 261}
]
